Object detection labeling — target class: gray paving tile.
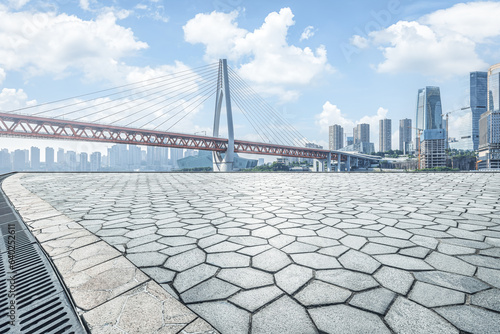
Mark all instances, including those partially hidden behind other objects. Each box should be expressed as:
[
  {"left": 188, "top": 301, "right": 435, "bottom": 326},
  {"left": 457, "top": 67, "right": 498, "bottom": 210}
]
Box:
[
  {"left": 181, "top": 278, "right": 240, "bottom": 303},
  {"left": 126, "top": 252, "right": 167, "bottom": 267},
  {"left": 338, "top": 249, "right": 381, "bottom": 274},
  {"left": 252, "top": 296, "right": 315, "bottom": 334},
  {"left": 252, "top": 248, "right": 291, "bottom": 272},
  {"left": 207, "top": 252, "right": 250, "bottom": 268},
  {"left": 476, "top": 267, "right": 500, "bottom": 288},
  {"left": 217, "top": 267, "right": 273, "bottom": 289},
  {"left": 385, "top": 297, "right": 459, "bottom": 334},
  {"left": 374, "top": 254, "right": 433, "bottom": 270},
  {"left": 425, "top": 251, "right": 476, "bottom": 276},
  {"left": 471, "top": 289, "right": 500, "bottom": 312},
  {"left": 317, "top": 269, "right": 378, "bottom": 291},
  {"left": 275, "top": 264, "right": 313, "bottom": 294},
  {"left": 374, "top": 266, "right": 414, "bottom": 295},
  {"left": 295, "top": 280, "right": 351, "bottom": 306},
  {"left": 435, "top": 305, "right": 500, "bottom": 334},
  {"left": 291, "top": 252, "right": 341, "bottom": 270},
  {"left": 409, "top": 281, "right": 465, "bottom": 307},
  {"left": 164, "top": 248, "right": 206, "bottom": 272},
  {"left": 414, "top": 271, "right": 489, "bottom": 293},
  {"left": 173, "top": 263, "right": 218, "bottom": 293},
  {"left": 309, "top": 304, "right": 390, "bottom": 333},
  {"left": 189, "top": 301, "right": 250, "bottom": 334},
  {"left": 229, "top": 286, "right": 283, "bottom": 312},
  {"left": 349, "top": 287, "right": 395, "bottom": 314}
]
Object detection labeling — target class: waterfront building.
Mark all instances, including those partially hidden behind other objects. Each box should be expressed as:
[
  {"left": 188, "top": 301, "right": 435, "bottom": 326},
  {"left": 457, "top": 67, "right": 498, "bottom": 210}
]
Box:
[
  {"left": 90, "top": 152, "right": 102, "bottom": 171},
  {"left": 379, "top": 119, "right": 392, "bottom": 152},
  {"left": 399, "top": 119, "right": 412, "bottom": 154},
  {"left": 353, "top": 123, "right": 369, "bottom": 144},
  {"left": 45, "top": 147, "right": 54, "bottom": 170},
  {"left": 329, "top": 125, "right": 344, "bottom": 150},
  {"left": 31, "top": 146, "right": 40, "bottom": 170},
  {"left": 478, "top": 64, "right": 500, "bottom": 169},
  {"left": 416, "top": 87, "right": 446, "bottom": 168}
]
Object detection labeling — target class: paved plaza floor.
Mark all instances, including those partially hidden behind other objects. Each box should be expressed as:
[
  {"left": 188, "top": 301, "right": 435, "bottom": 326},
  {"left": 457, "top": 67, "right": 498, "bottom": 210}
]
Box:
[{"left": 6, "top": 172, "right": 500, "bottom": 333}]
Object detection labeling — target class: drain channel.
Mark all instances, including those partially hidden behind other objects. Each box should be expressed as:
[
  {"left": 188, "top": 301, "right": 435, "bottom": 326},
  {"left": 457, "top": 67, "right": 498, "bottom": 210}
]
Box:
[{"left": 0, "top": 174, "right": 87, "bottom": 334}]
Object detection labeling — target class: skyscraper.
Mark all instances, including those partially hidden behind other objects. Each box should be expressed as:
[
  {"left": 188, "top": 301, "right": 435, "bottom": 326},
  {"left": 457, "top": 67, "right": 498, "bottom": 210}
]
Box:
[
  {"left": 479, "top": 63, "right": 500, "bottom": 169},
  {"left": 416, "top": 87, "right": 446, "bottom": 168},
  {"left": 399, "top": 119, "right": 412, "bottom": 153},
  {"left": 30, "top": 146, "right": 40, "bottom": 170},
  {"left": 329, "top": 125, "right": 344, "bottom": 150},
  {"left": 90, "top": 152, "right": 102, "bottom": 171},
  {"left": 379, "top": 119, "right": 391, "bottom": 152},
  {"left": 45, "top": 147, "right": 54, "bottom": 170},
  {"left": 353, "top": 123, "right": 369, "bottom": 144}
]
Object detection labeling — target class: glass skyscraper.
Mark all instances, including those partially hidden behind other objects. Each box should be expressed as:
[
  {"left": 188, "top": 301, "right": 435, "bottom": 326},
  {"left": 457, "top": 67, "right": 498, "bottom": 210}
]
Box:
[
  {"left": 415, "top": 87, "right": 445, "bottom": 168},
  {"left": 479, "top": 63, "right": 500, "bottom": 169}
]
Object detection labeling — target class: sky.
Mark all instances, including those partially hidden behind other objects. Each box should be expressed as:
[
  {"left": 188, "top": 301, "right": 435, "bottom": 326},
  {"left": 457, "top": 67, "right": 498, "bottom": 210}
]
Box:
[{"left": 1, "top": 0, "right": 500, "bottom": 160}]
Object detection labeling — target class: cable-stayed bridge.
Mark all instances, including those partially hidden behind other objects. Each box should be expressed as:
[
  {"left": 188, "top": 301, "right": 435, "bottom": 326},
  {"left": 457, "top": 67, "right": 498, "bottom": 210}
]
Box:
[{"left": 0, "top": 59, "right": 379, "bottom": 171}]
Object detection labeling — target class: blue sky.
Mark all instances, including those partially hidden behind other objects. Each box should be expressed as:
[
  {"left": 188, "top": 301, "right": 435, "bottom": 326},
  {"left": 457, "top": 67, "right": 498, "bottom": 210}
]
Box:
[{"left": 1, "top": 0, "right": 500, "bottom": 158}]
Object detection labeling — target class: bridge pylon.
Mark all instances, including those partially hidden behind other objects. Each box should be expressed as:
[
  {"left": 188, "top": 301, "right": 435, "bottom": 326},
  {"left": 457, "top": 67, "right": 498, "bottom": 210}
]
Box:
[{"left": 212, "top": 59, "right": 235, "bottom": 172}]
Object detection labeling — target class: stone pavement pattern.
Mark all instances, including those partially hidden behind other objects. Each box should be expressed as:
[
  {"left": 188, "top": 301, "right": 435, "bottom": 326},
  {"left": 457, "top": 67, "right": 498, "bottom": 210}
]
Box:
[{"left": 16, "top": 173, "right": 500, "bottom": 333}]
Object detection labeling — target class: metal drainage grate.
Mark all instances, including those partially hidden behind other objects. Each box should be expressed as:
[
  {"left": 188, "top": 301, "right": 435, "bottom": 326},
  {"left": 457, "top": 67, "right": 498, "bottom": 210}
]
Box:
[{"left": 0, "top": 174, "right": 87, "bottom": 334}]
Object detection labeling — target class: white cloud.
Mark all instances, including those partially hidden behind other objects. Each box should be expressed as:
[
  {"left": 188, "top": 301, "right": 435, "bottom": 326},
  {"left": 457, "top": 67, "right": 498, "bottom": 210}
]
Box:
[
  {"left": 361, "top": 1, "right": 498, "bottom": 77},
  {"left": 0, "top": 68, "right": 5, "bottom": 85},
  {"left": 79, "top": 0, "right": 90, "bottom": 11},
  {"left": 0, "top": 9, "right": 148, "bottom": 80},
  {"left": 350, "top": 35, "right": 369, "bottom": 49},
  {"left": 300, "top": 25, "right": 315, "bottom": 41},
  {"left": 0, "top": 88, "right": 36, "bottom": 111},
  {"left": 421, "top": 1, "right": 500, "bottom": 43},
  {"left": 7, "top": 0, "right": 30, "bottom": 10},
  {"left": 184, "top": 8, "right": 332, "bottom": 100},
  {"left": 315, "top": 103, "right": 391, "bottom": 151}
]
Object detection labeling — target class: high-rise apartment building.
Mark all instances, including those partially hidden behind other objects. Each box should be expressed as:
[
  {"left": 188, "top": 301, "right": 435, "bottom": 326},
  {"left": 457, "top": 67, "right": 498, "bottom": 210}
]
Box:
[
  {"left": 416, "top": 87, "right": 446, "bottom": 168},
  {"left": 30, "top": 146, "right": 40, "bottom": 170},
  {"left": 379, "top": 119, "right": 391, "bottom": 152},
  {"left": 90, "top": 152, "right": 101, "bottom": 171},
  {"left": 45, "top": 147, "right": 54, "bottom": 170},
  {"left": 329, "top": 125, "right": 344, "bottom": 150},
  {"left": 79, "top": 152, "right": 89, "bottom": 171},
  {"left": 353, "top": 123, "right": 369, "bottom": 144},
  {"left": 399, "top": 119, "right": 412, "bottom": 153},
  {"left": 479, "top": 63, "right": 500, "bottom": 169}
]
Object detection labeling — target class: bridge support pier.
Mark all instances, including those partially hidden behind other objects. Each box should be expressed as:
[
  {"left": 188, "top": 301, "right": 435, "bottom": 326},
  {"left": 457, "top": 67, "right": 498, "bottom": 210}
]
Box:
[
  {"left": 327, "top": 152, "right": 332, "bottom": 172},
  {"left": 346, "top": 155, "right": 351, "bottom": 172},
  {"left": 213, "top": 59, "right": 235, "bottom": 172},
  {"left": 337, "top": 154, "right": 342, "bottom": 172}
]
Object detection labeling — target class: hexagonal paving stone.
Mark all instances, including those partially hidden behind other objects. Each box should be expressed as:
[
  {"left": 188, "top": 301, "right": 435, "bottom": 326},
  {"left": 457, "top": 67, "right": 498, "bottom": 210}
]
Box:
[
  {"left": 164, "top": 248, "right": 205, "bottom": 272},
  {"left": 409, "top": 281, "right": 465, "bottom": 307},
  {"left": 252, "top": 248, "right": 291, "bottom": 272},
  {"left": 435, "top": 305, "right": 500, "bottom": 334},
  {"left": 207, "top": 252, "right": 250, "bottom": 268},
  {"left": 316, "top": 269, "right": 379, "bottom": 291},
  {"left": 471, "top": 289, "right": 500, "bottom": 312},
  {"left": 126, "top": 252, "right": 167, "bottom": 267},
  {"left": 180, "top": 278, "right": 240, "bottom": 303},
  {"left": 373, "top": 266, "right": 414, "bottom": 295},
  {"left": 291, "top": 253, "right": 341, "bottom": 270},
  {"left": 229, "top": 286, "right": 283, "bottom": 312},
  {"left": 374, "top": 254, "right": 434, "bottom": 270},
  {"left": 217, "top": 267, "right": 273, "bottom": 289},
  {"left": 413, "top": 271, "right": 489, "bottom": 293},
  {"left": 173, "top": 263, "right": 218, "bottom": 293},
  {"left": 295, "top": 280, "right": 351, "bottom": 306},
  {"left": 275, "top": 264, "right": 313, "bottom": 294},
  {"left": 252, "top": 296, "right": 315, "bottom": 334},
  {"left": 425, "top": 251, "right": 476, "bottom": 276},
  {"left": 338, "top": 249, "right": 381, "bottom": 274},
  {"left": 349, "top": 288, "right": 395, "bottom": 314},
  {"left": 188, "top": 301, "right": 250, "bottom": 334},
  {"left": 309, "top": 304, "right": 390, "bottom": 333},
  {"left": 385, "top": 297, "right": 459, "bottom": 334}
]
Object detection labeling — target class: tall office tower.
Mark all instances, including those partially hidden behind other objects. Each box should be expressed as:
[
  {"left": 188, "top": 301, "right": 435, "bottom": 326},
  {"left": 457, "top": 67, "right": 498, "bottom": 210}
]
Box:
[
  {"left": 45, "top": 147, "right": 54, "bottom": 170},
  {"left": 415, "top": 86, "right": 445, "bottom": 168},
  {"left": 13, "top": 149, "right": 26, "bottom": 171},
  {"left": 399, "top": 119, "right": 412, "bottom": 153},
  {"left": 353, "top": 123, "right": 370, "bottom": 144},
  {"left": 329, "top": 125, "right": 344, "bottom": 150},
  {"left": 79, "top": 152, "right": 89, "bottom": 171},
  {"left": 0, "top": 149, "right": 10, "bottom": 171},
  {"left": 379, "top": 119, "right": 392, "bottom": 152},
  {"left": 30, "top": 146, "right": 40, "bottom": 170},
  {"left": 66, "top": 151, "right": 77, "bottom": 171},
  {"left": 450, "top": 72, "right": 487, "bottom": 151},
  {"left": 57, "top": 148, "right": 65, "bottom": 168},
  {"left": 90, "top": 152, "right": 102, "bottom": 171},
  {"left": 170, "top": 148, "right": 183, "bottom": 168},
  {"left": 479, "top": 63, "right": 500, "bottom": 169}
]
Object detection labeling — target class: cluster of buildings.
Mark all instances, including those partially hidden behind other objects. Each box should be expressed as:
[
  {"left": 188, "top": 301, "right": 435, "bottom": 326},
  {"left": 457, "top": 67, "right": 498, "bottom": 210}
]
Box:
[
  {"left": 328, "top": 63, "right": 500, "bottom": 170},
  {"left": 329, "top": 119, "right": 411, "bottom": 156},
  {"left": 0, "top": 145, "right": 258, "bottom": 172}
]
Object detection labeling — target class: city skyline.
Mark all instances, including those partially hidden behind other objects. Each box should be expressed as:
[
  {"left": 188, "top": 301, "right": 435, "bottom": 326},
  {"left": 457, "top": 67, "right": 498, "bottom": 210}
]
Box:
[{"left": 1, "top": 1, "right": 500, "bottom": 155}]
